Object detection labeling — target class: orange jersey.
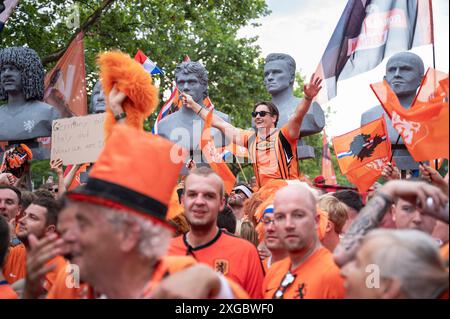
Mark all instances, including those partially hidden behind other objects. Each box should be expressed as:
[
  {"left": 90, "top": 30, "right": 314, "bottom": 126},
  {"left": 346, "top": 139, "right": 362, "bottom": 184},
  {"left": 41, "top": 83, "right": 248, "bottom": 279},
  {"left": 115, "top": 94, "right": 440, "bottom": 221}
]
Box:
[
  {"left": 2, "top": 244, "right": 26, "bottom": 284},
  {"left": 168, "top": 229, "right": 265, "bottom": 299},
  {"left": 2, "top": 244, "right": 66, "bottom": 292},
  {"left": 263, "top": 248, "right": 345, "bottom": 299},
  {"left": 240, "top": 125, "right": 299, "bottom": 188},
  {"left": 0, "top": 280, "right": 18, "bottom": 299}
]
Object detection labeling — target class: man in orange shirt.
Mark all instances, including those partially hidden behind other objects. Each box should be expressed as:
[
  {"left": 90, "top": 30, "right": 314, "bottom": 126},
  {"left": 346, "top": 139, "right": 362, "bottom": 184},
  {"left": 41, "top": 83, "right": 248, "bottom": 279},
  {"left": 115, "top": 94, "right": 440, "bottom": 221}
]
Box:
[
  {"left": 0, "top": 215, "right": 17, "bottom": 299},
  {"left": 263, "top": 184, "right": 345, "bottom": 299},
  {"left": 169, "top": 167, "right": 265, "bottom": 298},
  {"left": 2, "top": 196, "right": 66, "bottom": 293},
  {"left": 260, "top": 204, "right": 287, "bottom": 272},
  {"left": 181, "top": 75, "right": 322, "bottom": 188}
]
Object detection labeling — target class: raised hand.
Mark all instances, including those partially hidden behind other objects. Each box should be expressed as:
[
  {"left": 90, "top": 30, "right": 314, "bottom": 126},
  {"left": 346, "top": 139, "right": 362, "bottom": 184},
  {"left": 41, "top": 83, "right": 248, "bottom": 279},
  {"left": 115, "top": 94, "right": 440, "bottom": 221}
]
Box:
[
  {"left": 303, "top": 73, "right": 323, "bottom": 100},
  {"left": 382, "top": 162, "right": 400, "bottom": 181},
  {"left": 108, "top": 84, "right": 127, "bottom": 115},
  {"left": 181, "top": 92, "right": 196, "bottom": 110},
  {"left": 50, "top": 158, "right": 64, "bottom": 176}
]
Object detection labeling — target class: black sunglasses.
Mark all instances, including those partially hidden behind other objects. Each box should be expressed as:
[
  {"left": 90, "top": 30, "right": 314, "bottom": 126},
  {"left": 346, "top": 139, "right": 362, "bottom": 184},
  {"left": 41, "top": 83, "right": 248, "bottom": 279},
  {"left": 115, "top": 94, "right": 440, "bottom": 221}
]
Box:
[
  {"left": 273, "top": 271, "right": 296, "bottom": 299},
  {"left": 251, "top": 111, "right": 272, "bottom": 118}
]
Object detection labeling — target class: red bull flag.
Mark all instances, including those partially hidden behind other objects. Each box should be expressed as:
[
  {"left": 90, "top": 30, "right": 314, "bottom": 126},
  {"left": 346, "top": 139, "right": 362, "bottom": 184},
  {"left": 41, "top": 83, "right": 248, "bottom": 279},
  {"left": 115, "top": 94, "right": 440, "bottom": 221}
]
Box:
[
  {"left": 315, "top": 0, "right": 433, "bottom": 103},
  {"left": 44, "top": 32, "right": 87, "bottom": 117},
  {"left": 322, "top": 130, "right": 337, "bottom": 185},
  {"left": 371, "top": 68, "right": 449, "bottom": 162},
  {"left": 201, "top": 110, "right": 236, "bottom": 194}
]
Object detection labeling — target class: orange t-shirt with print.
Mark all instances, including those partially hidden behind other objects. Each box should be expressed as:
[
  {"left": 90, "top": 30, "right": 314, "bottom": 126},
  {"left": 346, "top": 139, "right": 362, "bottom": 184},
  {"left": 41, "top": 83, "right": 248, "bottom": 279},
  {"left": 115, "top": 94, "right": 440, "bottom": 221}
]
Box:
[
  {"left": 2, "top": 244, "right": 26, "bottom": 284},
  {"left": 238, "top": 125, "right": 299, "bottom": 188},
  {"left": 263, "top": 247, "right": 345, "bottom": 299},
  {"left": 168, "top": 229, "right": 264, "bottom": 299}
]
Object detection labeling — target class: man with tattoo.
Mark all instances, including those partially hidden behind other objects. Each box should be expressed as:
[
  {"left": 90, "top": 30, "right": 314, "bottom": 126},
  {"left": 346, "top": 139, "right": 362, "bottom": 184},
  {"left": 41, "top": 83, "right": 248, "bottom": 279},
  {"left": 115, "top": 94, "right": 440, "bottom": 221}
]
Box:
[{"left": 334, "top": 180, "right": 449, "bottom": 268}]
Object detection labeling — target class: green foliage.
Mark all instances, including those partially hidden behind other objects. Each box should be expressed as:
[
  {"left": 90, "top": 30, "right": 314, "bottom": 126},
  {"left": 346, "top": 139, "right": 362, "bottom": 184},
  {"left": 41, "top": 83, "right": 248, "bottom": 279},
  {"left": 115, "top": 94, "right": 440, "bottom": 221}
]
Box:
[
  {"left": 1, "top": 0, "right": 270, "bottom": 181},
  {"left": 30, "top": 160, "right": 52, "bottom": 189}
]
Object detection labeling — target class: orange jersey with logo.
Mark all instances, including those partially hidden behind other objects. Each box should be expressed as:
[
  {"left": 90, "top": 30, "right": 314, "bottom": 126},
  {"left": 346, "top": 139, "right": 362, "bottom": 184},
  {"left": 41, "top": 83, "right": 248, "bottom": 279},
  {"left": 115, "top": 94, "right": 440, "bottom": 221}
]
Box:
[
  {"left": 263, "top": 248, "right": 345, "bottom": 299},
  {"left": 239, "top": 125, "right": 299, "bottom": 188},
  {"left": 2, "top": 244, "right": 26, "bottom": 284},
  {"left": 2, "top": 244, "right": 66, "bottom": 292},
  {"left": 168, "top": 229, "right": 265, "bottom": 299},
  {"left": 0, "top": 280, "right": 18, "bottom": 299}
]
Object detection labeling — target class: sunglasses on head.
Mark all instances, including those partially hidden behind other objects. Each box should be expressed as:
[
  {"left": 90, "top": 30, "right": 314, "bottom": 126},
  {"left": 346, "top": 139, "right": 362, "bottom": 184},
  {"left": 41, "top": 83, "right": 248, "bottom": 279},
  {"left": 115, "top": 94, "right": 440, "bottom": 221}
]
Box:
[
  {"left": 251, "top": 111, "right": 272, "bottom": 118},
  {"left": 273, "top": 271, "right": 296, "bottom": 299}
]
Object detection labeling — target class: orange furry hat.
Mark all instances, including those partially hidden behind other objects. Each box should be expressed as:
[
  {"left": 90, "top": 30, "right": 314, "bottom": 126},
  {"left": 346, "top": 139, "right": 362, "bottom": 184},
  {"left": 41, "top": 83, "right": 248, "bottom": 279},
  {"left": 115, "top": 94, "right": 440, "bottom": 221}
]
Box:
[{"left": 97, "top": 51, "right": 159, "bottom": 138}]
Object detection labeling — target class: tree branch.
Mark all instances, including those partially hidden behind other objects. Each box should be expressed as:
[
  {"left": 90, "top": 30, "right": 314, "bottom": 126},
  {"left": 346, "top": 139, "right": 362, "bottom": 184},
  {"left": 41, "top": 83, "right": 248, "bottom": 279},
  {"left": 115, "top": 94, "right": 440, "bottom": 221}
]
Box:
[{"left": 42, "top": 0, "right": 117, "bottom": 66}]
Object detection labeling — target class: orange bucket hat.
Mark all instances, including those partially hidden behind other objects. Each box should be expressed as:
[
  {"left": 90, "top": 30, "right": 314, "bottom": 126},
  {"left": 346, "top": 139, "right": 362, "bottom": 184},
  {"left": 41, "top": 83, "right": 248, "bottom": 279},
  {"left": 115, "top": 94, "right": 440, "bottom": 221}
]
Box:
[{"left": 67, "top": 125, "right": 187, "bottom": 227}]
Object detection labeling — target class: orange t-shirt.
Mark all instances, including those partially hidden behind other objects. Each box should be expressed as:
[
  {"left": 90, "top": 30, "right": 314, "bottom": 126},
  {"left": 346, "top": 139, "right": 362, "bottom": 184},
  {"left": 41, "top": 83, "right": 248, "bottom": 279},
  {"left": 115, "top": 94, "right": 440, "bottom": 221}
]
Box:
[
  {"left": 168, "top": 229, "right": 265, "bottom": 299},
  {"left": 239, "top": 125, "right": 299, "bottom": 188},
  {"left": 46, "top": 265, "right": 94, "bottom": 299},
  {"left": 263, "top": 247, "right": 345, "bottom": 299},
  {"left": 2, "top": 244, "right": 26, "bottom": 284},
  {"left": 0, "top": 280, "right": 18, "bottom": 299},
  {"left": 2, "top": 244, "right": 66, "bottom": 292}
]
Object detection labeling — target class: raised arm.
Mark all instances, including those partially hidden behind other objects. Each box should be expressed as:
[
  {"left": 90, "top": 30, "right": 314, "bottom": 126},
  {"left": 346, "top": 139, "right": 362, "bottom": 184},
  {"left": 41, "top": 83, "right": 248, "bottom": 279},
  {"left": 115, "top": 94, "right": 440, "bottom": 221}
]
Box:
[
  {"left": 333, "top": 180, "right": 448, "bottom": 267},
  {"left": 286, "top": 74, "right": 322, "bottom": 141},
  {"left": 181, "top": 93, "right": 246, "bottom": 146}
]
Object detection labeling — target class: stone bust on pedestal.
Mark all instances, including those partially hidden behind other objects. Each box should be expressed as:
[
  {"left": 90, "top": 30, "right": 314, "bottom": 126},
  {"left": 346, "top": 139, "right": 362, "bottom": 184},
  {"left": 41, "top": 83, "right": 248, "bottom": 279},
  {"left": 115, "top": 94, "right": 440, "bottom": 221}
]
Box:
[
  {"left": 263, "top": 53, "right": 325, "bottom": 159},
  {"left": 361, "top": 51, "right": 425, "bottom": 170},
  {"left": 0, "top": 47, "right": 61, "bottom": 160},
  {"left": 157, "top": 61, "right": 230, "bottom": 159}
]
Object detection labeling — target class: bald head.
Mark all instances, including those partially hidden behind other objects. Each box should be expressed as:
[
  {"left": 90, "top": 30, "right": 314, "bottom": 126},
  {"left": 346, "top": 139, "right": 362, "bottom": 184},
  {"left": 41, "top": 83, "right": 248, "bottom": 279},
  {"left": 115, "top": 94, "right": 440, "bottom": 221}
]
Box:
[
  {"left": 385, "top": 52, "right": 424, "bottom": 97},
  {"left": 274, "top": 184, "right": 317, "bottom": 216}
]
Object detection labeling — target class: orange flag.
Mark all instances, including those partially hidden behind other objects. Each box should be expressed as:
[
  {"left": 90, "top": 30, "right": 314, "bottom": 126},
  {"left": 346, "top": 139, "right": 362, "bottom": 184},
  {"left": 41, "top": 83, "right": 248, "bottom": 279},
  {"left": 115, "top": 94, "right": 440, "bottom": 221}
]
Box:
[
  {"left": 332, "top": 117, "right": 391, "bottom": 175},
  {"left": 44, "top": 32, "right": 87, "bottom": 117},
  {"left": 371, "top": 68, "right": 449, "bottom": 162},
  {"left": 346, "top": 157, "right": 389, "bottom": 193},
  {"left": 333, "top": 117, "right": 391, "bottom": 193},
  {"left": 201, "top": 111, "right": 236, "bottom": 194},
  {"left": 322, "top": 130, "right": 337, "bottom": 185}
]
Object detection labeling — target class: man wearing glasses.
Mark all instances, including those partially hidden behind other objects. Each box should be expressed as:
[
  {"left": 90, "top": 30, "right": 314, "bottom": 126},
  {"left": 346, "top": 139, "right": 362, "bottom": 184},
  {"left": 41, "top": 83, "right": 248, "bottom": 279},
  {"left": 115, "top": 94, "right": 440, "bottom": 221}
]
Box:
[
  {"left": 262, "top": 184, "right": 345, "bottom": 299},
  {"left": 181, "top": 75, "right": 322, "bottom": 188}
]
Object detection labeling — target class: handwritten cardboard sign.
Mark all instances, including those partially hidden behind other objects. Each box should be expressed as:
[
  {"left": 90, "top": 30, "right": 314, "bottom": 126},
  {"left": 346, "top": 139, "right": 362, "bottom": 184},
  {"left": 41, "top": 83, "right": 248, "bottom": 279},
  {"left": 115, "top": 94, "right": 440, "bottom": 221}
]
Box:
[{"left": 51, "top": 113, "right": 105, "bottom": 165}]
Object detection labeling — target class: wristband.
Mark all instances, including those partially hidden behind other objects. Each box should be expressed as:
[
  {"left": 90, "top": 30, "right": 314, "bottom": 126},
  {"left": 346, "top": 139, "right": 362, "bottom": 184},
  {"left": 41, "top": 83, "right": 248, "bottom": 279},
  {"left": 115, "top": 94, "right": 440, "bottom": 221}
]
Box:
[
  {"left": 304, "top": 94, "right": 313, "bottom": 101},
  {"left": 114, "top": 112, "right": 127, "bottom": 121},
  {"left": 196, "top": 107, "right": 203, "bottom": 115}
]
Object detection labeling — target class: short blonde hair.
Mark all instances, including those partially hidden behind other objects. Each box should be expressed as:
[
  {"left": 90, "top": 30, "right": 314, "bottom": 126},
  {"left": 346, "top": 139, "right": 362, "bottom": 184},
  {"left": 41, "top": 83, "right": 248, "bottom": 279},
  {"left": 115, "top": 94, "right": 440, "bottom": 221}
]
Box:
[{"left": 318, "top": 195, "right": 348, "bottom": 234}]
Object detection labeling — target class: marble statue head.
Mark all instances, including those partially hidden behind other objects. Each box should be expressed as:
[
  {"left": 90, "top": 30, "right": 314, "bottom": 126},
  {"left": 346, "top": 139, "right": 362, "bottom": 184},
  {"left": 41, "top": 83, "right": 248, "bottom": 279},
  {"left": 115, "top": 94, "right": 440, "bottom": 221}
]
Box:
[
  {"left": 174, "top": 61, "right": 208, "bottom": 103},
  {"left": 384, "top": 52, "right": 425, "bottom": 97},
  {"left": 0, "top": 47, "right": 45, "bottom": 102},
  {"left": 264, "top": 53, "right": 296, "bottom": 95}
]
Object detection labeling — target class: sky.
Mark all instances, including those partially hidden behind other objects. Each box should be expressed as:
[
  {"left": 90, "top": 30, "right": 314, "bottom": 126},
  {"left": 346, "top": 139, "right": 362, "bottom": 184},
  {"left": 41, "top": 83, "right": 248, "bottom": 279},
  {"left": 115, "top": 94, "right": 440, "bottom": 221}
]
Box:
[{"left": 238, "top": 0, "right": 449, "bottom": 138}]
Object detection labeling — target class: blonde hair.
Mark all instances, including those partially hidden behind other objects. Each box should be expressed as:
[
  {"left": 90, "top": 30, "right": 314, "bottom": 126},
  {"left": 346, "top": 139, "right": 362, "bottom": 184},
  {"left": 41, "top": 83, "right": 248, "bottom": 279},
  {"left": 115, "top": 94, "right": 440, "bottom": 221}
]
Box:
[
  {"left": 239, "top": 220, "right": 259, "bottom": 247},
  {"left": 318, "top": 194, "right": 348, "bottom": 234}
]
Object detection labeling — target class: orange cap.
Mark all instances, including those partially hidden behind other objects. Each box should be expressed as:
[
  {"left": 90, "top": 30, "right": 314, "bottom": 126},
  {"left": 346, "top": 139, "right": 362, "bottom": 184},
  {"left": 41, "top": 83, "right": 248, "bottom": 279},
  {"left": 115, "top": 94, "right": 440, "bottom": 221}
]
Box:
[{"left": 68, "top": 125, "right": 187, "bottom": 227}]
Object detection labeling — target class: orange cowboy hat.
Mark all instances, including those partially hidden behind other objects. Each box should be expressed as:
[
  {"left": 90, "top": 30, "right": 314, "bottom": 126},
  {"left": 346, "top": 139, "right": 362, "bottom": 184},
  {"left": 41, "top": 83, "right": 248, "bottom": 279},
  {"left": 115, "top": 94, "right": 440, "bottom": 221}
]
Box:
[{"left": 67, "top": 125, "right": 187, "bottom": 227}]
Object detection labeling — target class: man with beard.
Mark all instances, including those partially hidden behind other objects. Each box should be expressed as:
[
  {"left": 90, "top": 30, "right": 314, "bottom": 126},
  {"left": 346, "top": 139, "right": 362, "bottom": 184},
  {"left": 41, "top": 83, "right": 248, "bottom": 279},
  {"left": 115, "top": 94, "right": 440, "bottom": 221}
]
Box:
[
  {"left": 3, "top": 196, "right": 65, "bottom": 295},
  {"left": 169, "top": 167, "right": 265, "bottom": 298},
  {"left": 263, "top": 184, "right": 345, "bottom": 299}
]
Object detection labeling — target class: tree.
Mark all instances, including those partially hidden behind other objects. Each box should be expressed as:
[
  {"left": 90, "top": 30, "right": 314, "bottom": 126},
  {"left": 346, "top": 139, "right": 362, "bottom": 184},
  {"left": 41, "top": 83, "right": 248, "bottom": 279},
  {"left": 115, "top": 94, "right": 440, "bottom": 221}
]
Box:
[{"left": 1, "top": 0, "right": 270, "bottom": 187}]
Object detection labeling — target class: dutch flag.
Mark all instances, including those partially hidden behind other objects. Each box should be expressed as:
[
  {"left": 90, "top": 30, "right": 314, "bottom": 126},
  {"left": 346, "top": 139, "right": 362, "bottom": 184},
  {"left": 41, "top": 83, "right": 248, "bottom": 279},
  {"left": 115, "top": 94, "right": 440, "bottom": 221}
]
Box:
[{"left": 134, "top": 49, "right": 164, "bottom": 75}]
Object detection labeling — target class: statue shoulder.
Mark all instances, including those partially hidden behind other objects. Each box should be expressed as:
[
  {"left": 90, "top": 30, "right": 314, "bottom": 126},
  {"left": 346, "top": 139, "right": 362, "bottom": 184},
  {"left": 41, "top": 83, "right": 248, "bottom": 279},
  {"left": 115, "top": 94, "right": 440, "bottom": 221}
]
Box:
[
  {"left": 213, "top": 109, "right": 229, "bottom": 122},
  {"left": 361, "top": 105, "right": 384, "bottom": 124}
]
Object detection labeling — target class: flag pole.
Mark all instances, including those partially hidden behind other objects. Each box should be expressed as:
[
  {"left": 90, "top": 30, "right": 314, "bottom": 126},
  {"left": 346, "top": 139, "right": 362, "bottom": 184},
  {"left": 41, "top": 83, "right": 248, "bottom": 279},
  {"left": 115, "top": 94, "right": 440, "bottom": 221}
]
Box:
[
  {"left": 236, "top": 159, "right": 248, "bottom": 183},
  {"left": 427, "top": 0, "right": 439, "bottom": 169}
]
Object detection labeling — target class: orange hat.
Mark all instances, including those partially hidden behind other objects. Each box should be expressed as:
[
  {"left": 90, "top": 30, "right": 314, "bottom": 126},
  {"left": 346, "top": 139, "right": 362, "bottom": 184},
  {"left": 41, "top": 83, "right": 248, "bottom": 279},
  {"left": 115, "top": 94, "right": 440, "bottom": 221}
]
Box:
[{"left": 67, "top": 125, "right": 187, "bottom": 227}]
